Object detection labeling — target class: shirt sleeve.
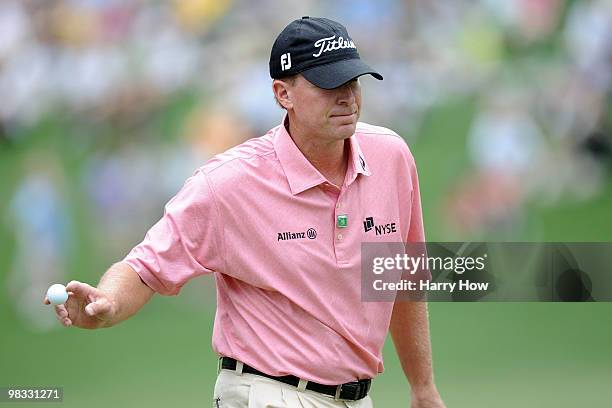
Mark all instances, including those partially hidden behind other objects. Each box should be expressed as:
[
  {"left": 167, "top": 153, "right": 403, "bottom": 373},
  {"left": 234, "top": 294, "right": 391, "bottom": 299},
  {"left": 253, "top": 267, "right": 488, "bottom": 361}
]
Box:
[
  {"left": 399, "top": 142, "right": 430, "bottom": 298},
  {"left": 403, "top": 146, "right": 425, "bottom": 243},
  {"left": 122, "top": 169, "right": 223, "bottom": 295}
]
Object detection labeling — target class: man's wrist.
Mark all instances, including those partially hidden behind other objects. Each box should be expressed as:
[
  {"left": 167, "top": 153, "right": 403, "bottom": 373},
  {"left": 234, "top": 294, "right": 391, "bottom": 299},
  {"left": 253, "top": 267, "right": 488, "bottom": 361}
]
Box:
[
  {"left": 410, "top": 382, "right": 439, "bottom": 398},
  {"left": 410, "top": 382, "right": 446, "bottom": 407}
]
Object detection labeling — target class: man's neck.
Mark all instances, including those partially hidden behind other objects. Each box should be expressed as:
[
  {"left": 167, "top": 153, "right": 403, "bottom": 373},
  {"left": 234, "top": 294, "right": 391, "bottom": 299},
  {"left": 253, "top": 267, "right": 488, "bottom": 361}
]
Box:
[{"left": 286, "top": 116, "right": 349, "bottom": 188}]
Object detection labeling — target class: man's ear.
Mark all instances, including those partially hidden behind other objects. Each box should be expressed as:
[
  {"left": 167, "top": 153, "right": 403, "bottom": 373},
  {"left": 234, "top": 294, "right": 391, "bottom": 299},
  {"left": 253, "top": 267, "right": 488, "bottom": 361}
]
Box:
[{"left": 272, "top": 79, "right": 293, "bottom": 110}]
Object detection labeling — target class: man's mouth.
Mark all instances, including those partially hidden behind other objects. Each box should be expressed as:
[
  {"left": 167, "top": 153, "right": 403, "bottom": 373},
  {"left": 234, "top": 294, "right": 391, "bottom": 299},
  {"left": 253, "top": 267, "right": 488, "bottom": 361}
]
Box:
[{"left": 331, "top": 112, "right": 357, "bottom": 118}]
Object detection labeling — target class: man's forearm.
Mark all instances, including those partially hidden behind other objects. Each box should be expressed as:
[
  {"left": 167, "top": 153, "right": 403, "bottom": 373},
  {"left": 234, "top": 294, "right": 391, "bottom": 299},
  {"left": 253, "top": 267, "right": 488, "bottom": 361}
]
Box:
[
  {"left": 389, "top": 301, "right": 436, "bottom": 392},
  {"left": 97, "top": 262, "right": 154, "bottom": 327}
]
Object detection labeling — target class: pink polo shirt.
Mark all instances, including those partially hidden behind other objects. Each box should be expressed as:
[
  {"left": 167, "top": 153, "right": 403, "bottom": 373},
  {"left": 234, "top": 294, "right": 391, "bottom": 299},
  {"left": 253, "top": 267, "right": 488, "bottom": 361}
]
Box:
[{"left": 122, "top": 116, "right": 425, "bottom": 385}]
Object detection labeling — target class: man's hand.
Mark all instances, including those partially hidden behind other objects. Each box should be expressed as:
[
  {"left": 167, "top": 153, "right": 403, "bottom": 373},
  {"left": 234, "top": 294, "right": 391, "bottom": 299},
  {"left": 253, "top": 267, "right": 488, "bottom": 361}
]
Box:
[
  {"left": 44, "top": 280, "right": 116, "bottom": 329},
  {"left": 411, "top": 385, "right": 446, "bottom": 408}
]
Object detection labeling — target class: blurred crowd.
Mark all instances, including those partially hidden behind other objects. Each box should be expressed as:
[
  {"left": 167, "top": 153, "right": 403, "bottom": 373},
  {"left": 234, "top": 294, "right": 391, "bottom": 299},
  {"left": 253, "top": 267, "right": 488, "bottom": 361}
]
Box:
[{"left": 1, "top": 0, "right": 611, "bottom": 329}]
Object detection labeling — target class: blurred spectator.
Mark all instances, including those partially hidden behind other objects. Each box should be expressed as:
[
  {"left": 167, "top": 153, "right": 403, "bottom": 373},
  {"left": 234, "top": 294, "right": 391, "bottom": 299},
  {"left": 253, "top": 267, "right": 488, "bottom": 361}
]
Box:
[
  {"left": 447, "top": 84, "right": 545, "bottom": 235},
  {"left": 5, "top": 152, "right": 73, "bottom": 331}
]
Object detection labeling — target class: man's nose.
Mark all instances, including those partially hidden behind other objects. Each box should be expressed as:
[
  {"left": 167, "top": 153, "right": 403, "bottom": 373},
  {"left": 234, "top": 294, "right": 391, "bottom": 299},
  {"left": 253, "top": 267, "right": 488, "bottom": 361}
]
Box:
[{"left": 336, "top": 83, "right": 356, "bottom": 105}]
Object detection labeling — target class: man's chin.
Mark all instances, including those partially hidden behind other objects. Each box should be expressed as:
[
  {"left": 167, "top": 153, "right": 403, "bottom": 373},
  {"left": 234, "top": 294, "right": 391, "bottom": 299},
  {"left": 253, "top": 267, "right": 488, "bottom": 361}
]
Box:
[{"left": 337, "top": 123, "right": 357, "bottom": 138}]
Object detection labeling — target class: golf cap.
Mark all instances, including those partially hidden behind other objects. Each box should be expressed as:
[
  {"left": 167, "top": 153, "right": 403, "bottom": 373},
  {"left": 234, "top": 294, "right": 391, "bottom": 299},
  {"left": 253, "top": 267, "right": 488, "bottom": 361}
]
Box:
[{"left": 269, "top": 16, "right": 383, "bottom": 89}]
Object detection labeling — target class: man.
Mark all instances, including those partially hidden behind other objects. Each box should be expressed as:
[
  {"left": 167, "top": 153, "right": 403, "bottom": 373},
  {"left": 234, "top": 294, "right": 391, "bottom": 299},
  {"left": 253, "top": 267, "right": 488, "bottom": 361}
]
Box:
[{"left": 45, "top": 17, "right": 445, "bottom": 407}]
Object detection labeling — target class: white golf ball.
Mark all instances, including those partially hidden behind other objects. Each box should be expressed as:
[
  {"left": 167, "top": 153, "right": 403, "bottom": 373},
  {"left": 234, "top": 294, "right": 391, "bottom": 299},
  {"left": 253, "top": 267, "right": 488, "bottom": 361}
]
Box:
[{"left": 47, "top": 284, "right": 68, "bottom": 305}]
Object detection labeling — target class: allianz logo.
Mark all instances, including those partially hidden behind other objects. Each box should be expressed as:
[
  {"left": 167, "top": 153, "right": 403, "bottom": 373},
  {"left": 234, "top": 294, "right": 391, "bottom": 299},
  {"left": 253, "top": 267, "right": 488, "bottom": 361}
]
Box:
[{"left": 278, "top": 228, "right": 317, "bottom": 241}]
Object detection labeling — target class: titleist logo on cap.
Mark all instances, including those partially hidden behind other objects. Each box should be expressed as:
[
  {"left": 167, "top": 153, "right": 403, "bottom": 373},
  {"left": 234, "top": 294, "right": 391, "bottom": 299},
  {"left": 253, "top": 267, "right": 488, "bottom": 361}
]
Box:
[{"left": 313, "top": 35, "right": 357, "bottom": 58}]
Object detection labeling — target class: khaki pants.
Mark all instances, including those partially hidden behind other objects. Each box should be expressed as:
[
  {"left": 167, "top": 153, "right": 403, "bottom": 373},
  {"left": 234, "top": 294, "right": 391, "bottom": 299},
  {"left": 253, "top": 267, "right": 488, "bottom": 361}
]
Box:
[{"left": 213, "top": 369, "right": 374, "bottom": 408}]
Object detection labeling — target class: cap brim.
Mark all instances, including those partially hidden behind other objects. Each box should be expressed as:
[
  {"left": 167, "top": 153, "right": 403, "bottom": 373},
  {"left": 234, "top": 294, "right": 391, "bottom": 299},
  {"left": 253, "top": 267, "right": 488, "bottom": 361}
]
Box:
[{"left": 301, "top": 59, "right": 383, "bottom": 90}]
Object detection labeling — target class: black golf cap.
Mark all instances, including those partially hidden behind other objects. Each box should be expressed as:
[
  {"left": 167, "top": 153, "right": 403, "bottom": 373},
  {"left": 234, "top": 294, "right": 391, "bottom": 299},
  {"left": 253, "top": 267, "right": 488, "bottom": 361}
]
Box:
[{"left": 269, "top": 16, "right": 383, "bottom": 89}]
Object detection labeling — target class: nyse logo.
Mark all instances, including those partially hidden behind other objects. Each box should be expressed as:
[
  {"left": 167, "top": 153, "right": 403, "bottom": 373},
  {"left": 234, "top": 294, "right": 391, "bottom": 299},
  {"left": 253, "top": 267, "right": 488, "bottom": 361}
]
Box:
[
  {"left": 281, "top": 53, "right": 292, "bottom": 71},
  {"left": 363, "top": 216, "right": 397, "bottom": 236},
  {"left": 364, "top": 217, "right": 374, "bottom": 232}
]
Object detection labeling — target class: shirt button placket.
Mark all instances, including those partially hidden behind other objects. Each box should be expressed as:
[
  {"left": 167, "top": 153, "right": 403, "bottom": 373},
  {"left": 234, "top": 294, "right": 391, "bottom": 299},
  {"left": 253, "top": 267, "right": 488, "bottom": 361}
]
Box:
[{"left": 334, "top": 193, "right": 348, "bottom": 262}]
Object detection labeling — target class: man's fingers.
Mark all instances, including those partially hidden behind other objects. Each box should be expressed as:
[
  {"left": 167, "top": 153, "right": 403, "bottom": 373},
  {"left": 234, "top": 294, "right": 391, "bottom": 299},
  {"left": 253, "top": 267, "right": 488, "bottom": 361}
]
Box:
[
  {"left": 65, "top": 280, "right": 93, "bottom": 297},
  {"left": 43, "top": 296, "right": 50, "bottom": 305},
  {"left": 85, "top": 299, "right": 111, "bottom": 317},
  {"left": 54, "top": 309, "right": 71, "bottom": 327},
  {"left": 54, "top": 304, "right": 68, "bottom": 319}
]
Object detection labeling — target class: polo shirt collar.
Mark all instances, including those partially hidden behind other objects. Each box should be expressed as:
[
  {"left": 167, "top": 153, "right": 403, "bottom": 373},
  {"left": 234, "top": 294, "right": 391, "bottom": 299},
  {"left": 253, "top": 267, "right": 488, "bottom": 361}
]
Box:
[
  {"left": 274, "top": 114, "right": 371, "bottom": 195},
  {"left": 347, "top": 128, "right": 372, "bottom": 183}
]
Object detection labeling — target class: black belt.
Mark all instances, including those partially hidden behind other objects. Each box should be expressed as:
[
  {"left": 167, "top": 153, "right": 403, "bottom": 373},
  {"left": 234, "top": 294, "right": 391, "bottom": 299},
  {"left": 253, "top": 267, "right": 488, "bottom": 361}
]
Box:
[{"left": 219, "top": 357, "right": 371, "bottom": 401}]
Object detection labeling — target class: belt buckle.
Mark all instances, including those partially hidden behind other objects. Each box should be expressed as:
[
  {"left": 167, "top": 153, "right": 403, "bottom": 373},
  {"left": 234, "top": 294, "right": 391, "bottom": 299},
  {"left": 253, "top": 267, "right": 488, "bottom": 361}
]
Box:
[{"left": 334, "top": 381, "right": 369, "bottom": 401}]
